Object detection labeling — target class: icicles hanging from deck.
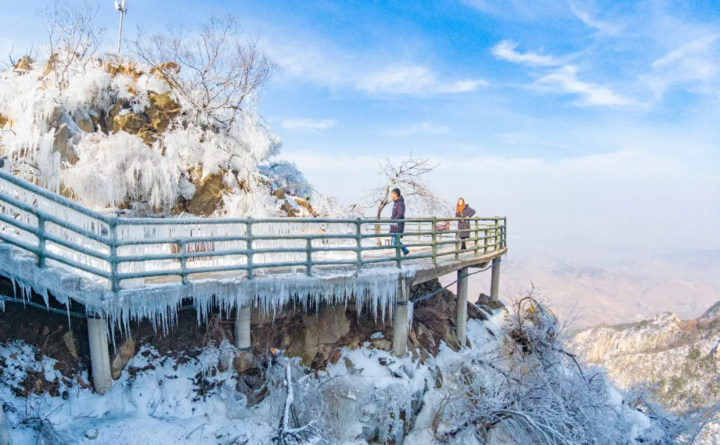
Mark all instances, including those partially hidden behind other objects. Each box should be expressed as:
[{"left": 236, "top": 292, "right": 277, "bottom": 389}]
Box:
[{"left": 96, "top": 267, "right": 413, "bottom": 337}]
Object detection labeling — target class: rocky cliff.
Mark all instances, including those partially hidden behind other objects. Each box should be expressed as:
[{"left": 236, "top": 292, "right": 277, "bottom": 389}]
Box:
[{"left": 569, "top": 301, "right": 720, "bottom": 412}]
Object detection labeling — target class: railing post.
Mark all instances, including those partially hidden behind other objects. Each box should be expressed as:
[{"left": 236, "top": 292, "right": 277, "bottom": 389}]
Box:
[
  {"left": 306, "top": 238, "right": 313, "bottom": 276},
  {"left": 431, "top": 217, "right": 437, "bottom": 267},
  {"left": 110, "top": 219, "right": 119, "bottom": 292},
  {"left": 456, "top": 267, "right": 468, "bottom": 348},
  {"left": 37, "top": 215, "right": 46, "bottom": 268},
  {"left": 246, "top": 218, "right": 254, "bottom": 280},
  {"left": 483, "top": 228, "right": 489, "bottom": 255},
  {"left": 494, "top": 218, "right": 500, "bottom": 252},
  {"left": 356, "top": 218, "right": 363, "bottom": 274},
  {"left": 454, "top": 221, "right": 460, "bottom": 262},
  {"left": 179, "top": 241, "right": 188, "bottom": 285},
  {"left": 474, "top": 217, "right": 479, "bottom": 258}
]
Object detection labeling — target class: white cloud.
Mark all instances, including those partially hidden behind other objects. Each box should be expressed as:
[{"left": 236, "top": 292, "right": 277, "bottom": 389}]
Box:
[
  {"left": 567, "top": 1, "right": 622, "bottom": 35},
  {"left": 264, "top": 40, "right": 486, "bottom": 97},
  {"left": 357, "top": 65, "right": 486, "bottom": 95},
  {"left": 386, "top": 122, "right": 450, "bottom": 137},
  {"left": 652, "top": 34, "right": 720, "bottom": 68},
  {"left": 492, "top": 40, "right": 561, "bottom": 66},
  {"left": 281, "top": 119, "right": 337, "bottom": 132},
  {"left": 645, "top": 34, "right": 720, "bottom": 100},
  {"left": 535, "top": 65, "right": 631, "bottom": 106}
]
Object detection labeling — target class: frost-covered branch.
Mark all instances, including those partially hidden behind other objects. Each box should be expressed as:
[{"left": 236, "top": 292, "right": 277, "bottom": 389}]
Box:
[
  {"left": 130, "top": 15, "right": 277, "bottom": 131},
  {"left": 42, "top": 0, "right": 106, "bottom": 89},
  {"left": 367, "top": 154, "right": 446, "bottom": 220}
]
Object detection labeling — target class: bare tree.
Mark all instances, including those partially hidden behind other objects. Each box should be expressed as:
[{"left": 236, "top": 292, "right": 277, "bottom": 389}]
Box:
[
  {"left": 367, "top": 154, "right": 448, "bottom": 221},
  {"left": 42, "top": 0, "right": 106, "bottom": 89},
  {"left": 130, "top": 15, "right": 277, "bottom": 130}
]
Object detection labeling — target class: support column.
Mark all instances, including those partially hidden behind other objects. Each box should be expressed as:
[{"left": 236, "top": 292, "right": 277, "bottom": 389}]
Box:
[
  {"left": 0, "top": 403, "right": 10, "bottom": 445},
  {"left": 393, "top": 279, "right": 411, "bottom": 357},
  {"left": 234, "top": 304, "right": 252, "bottom": 350},
  {"left": 87, "top": 316, "right": 112, "bottom": 395},
  {"left": 490, "top": 257, "right": 502, "bottom": 302},
  {"left": 456, "top": 267, "right": 468, "bottom": 348}
]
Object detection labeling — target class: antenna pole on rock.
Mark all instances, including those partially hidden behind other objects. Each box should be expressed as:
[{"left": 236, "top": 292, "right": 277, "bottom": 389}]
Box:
[{"left": 115, "top": 0, "right": 128, "bottom": 55}]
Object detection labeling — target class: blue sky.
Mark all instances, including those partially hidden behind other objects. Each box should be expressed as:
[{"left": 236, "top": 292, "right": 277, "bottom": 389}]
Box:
[{"left": 1, "top": 0, "right": 719, "bottom": 256}]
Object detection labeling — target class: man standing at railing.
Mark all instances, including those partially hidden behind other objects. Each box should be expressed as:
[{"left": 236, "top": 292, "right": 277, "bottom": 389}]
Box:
[{"left": 390, "top": 188, "right": 410, "bottom": 256}]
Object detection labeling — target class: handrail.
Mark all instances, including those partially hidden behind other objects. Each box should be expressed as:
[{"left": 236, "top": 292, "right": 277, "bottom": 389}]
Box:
[{"left": 0, "top": 169, "right": 507, "bottom": 292}]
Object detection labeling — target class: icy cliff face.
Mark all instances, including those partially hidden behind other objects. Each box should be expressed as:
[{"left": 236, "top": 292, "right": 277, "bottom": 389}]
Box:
[
  {"left": 0, "top": 52, "right": 311, "bottom": 217},
  {"left": 570, "top": 303, "right": 720, "bottom": 413}
]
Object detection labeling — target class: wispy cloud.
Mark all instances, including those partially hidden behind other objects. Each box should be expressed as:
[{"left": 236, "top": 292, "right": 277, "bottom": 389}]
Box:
[
  {"left": 281, "top": 119, "right": 337, "bottom": 132},
  {"left": 386, "top": 122, "right": 450, "bottom": 137},
  {"left": 535, "top": 65, "right": 631, "bottom": 106},
  {"left": 645, "top": 33, "right": 720, "bottom": 100},
  {"left": 264, "top": 41, "right": 486, "bottom": 97},
  {"left": 357, "top": 65, "right": 486, "bottom": 95},
  {"left": 652, "top": 34, "right": 720, "bottom": 68},
  {"left": 567, "top": 1, "right": 622, "bottom": 35},
  {"left": 491, "top": 40, "right": 561, "bottom": 66}
]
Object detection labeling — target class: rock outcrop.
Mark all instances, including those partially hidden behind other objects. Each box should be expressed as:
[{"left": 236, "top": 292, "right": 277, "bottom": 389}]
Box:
[{"left": 570, "top": 304, "right": 720, "bottom": 412}]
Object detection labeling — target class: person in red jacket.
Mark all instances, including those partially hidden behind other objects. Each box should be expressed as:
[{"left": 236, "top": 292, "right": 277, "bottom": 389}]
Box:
[{"left": 456, "top": 197, "right": 476, "bottom": 250}]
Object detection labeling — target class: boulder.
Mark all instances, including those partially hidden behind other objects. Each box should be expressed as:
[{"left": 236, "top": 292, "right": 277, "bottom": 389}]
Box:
[
  {"left": 147, "top": 91, "right": 181, "bottom": 132},
  {"left": 106, "top": 101, "right": 128, "bottom": 133},
  {"left": 113, "top": 111, "right": 148, "bottom": 135},
  {"left": 232, "top": 350, "right": 256, "bottom": 375},
  {"left": 52, "top": 124, "right": 79, "bottom": 165},
  {"left": 150, "top": 61, "right": 181, "bottom": 79},
  {"left": 62, "top": 331, "right": 79, "bottom": 360},
  {"left": 111, "top": 338, "right": 136, "bottom": 380},
  {"left": 318, "top": 306, "right": 351, "bottom": 344},
  {"left": 475, "top": 293, "right": 504, "bottom": 311},
  {"left": 75, "top": 115, "right": 95, "bottom": 133},
  {"left": 137, "top": 128, "right": 158, "bottom": 146},
  {"left": 14, "top": 55, "right": 33, "bottom": 71},
  {"left": 186, "top": 173, "right": 225, "bottom": 216},
  {"left": 286, "top": 313, "right": 320, "bottom": 366}
]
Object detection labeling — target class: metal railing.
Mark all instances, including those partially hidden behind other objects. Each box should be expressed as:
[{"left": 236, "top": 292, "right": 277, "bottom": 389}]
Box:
[{"left": 0, "top": 169, "right": 507, "bottom": 292}]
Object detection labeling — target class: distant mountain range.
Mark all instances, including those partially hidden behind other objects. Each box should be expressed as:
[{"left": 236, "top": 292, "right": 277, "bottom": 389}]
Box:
[
  {"left": 452, "top": 248, "right": 720, "bottom": 328},
  {"left": 569, "top": 302, "right": 720, "bottom": 413}
]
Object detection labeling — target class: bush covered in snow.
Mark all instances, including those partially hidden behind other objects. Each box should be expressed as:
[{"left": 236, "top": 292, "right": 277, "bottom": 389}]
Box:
[{"left": 0, "top": 7, "right": 327, "bottom": 218}]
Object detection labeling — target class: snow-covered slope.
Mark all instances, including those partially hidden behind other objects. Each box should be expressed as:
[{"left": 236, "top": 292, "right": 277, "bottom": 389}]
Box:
[
  {"left": 0, "top": 52, "right": 317, "bottom": 218},
  {"left": 0, "top": 303, "right": 675, "bottom": 444}
]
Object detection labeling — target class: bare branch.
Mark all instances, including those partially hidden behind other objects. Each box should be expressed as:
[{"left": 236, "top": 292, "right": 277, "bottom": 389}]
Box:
[{"left": 129, "top": 15, "right": 277, "bottom": 132}]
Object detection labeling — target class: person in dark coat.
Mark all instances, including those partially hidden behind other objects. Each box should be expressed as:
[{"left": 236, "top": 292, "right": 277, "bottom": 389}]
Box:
[
  {"left": 456, "top": 197, "right": 476, "bottom": 250},
  {"left": 389, "top": 188, "right": 409, "bottom": 256}
]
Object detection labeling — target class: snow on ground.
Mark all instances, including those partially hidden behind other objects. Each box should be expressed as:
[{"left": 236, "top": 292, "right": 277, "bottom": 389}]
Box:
[{"left": 0, "top": 309, "right": 665, "bottom": 444}]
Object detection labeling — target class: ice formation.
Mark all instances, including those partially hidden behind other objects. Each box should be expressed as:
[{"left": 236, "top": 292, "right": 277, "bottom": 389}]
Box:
[{"left": 0, "top": 49, "right": 312, "bottom": 218}]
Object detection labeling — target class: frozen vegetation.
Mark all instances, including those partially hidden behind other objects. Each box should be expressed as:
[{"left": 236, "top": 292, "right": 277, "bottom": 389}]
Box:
[{"left": 1, "top": 297, "right": 709, "bottom": 444}]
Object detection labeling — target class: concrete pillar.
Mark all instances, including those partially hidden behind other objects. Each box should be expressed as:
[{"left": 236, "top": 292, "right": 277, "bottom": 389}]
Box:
[
  {"left": 234, "top": 304, "right": 252, "bottom": 350},
  {"left": 87, "top": 316, "right": 112, "bottom": 395},
  {"left": 392, "top": 280, "right": 411, "bottom": 357},
  {"left": 490, "top": 257, "right": 502, "bottom": 302},
  {"left": 456, "top": 267, "right": 468, "bottom": 348},
  {"left": 0, "top": 403, "right": 10, "bottom": 445}
]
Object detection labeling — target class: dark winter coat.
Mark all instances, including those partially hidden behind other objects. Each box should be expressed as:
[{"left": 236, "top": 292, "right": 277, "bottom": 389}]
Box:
[
  {"left": 456, "top": 204, "right": 476, "bottom": 239},
  {"left": 389, "top": 195, "right": 406, "bottom": 234}
]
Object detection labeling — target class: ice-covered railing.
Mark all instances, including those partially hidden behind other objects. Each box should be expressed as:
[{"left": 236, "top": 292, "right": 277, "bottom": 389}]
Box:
[{"left": 0, "top": 169, "right": 507, "bottom": 292}]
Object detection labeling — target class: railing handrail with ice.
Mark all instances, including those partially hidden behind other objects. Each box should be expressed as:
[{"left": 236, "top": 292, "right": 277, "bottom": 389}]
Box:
[{"left": 0, "top": 168, "right": 507, "bottom": 293}]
